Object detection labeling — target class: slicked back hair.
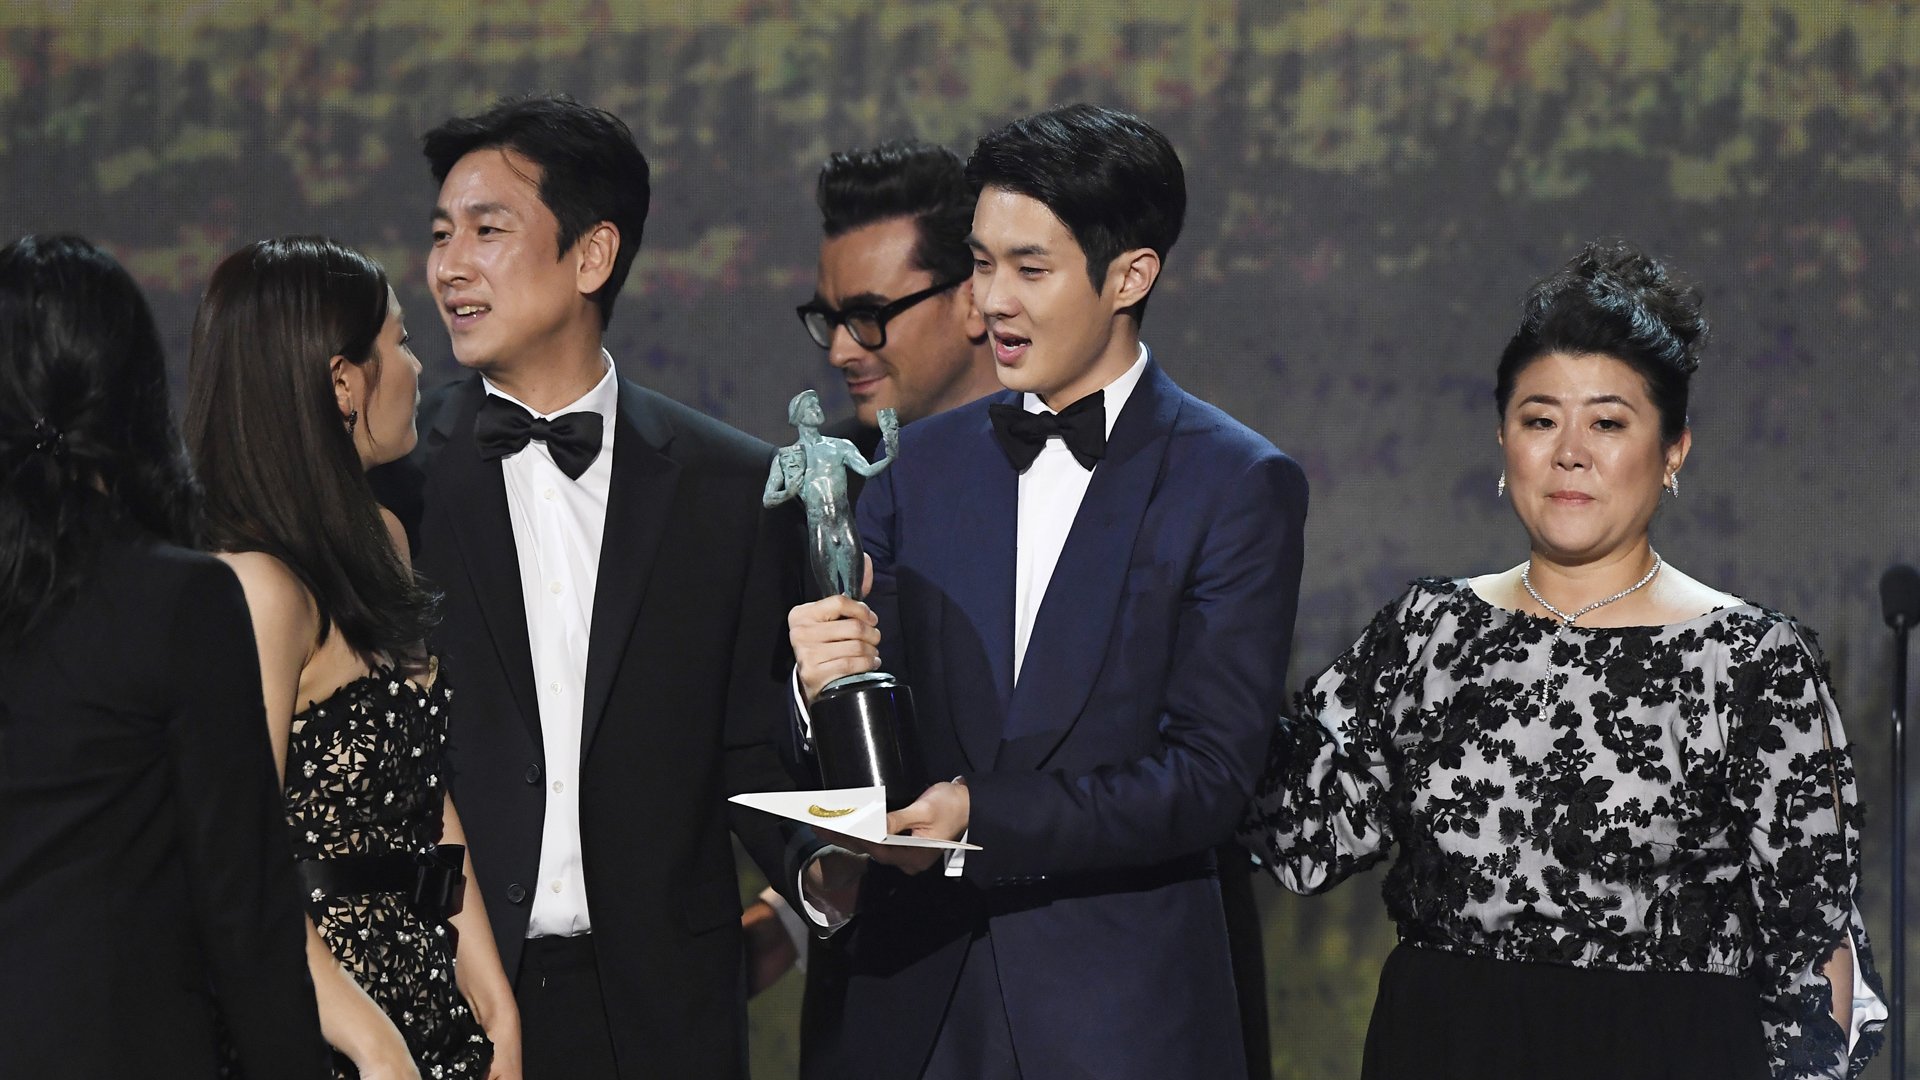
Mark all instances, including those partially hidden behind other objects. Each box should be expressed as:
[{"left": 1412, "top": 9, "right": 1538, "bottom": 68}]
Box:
[{"left": 817, "top": 140, "right": 974, "bottom": 285}]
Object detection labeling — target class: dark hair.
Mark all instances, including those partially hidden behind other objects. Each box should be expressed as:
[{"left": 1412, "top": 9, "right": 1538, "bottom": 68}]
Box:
[
  {"left": 965, "top": 103, "right": 1186, "bottom": 320},
  {"left": 184, "top": 236, "right": 438, "bottom": 664},
  {"left": 0, "top": 235, "right": 198, "bottom": 647},
  {"left": 817, "top": 140, "right": 974, "bottom": 284},
  {"left": 1495, "top": 241, "right": 1707, "bottom": 444},
  {"left": 423, "top": 93, "right": 650, "bottom": 328}
]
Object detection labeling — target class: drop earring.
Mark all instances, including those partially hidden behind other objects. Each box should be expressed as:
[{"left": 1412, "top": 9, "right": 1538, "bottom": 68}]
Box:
[
  {"left": 345, "top": 408, "right": 359, "bottom": 435},
  {"left": 1664, "top": 471, "right": 1679, "bottom": 497},
  {"left": 1497, "top": 471, "right": 1506, "bottom": 498}
]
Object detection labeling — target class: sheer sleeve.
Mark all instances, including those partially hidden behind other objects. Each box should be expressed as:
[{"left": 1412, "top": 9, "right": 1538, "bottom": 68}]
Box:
[
  {"left": 1729, "top": 618, "right": 1886, "bottom": 1079},
  {"left": 1240, "top": 586, "right": 1420, "bottom": 895}
]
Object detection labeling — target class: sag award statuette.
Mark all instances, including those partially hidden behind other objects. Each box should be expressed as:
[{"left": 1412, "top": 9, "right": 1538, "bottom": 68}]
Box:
[{"left": 764, "top": 390, "right": 924, "bottom": 810}]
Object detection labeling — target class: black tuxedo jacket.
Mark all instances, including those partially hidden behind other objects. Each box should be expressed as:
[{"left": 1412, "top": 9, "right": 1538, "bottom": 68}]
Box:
[{"left": 375, "top": 373, "right": 807, "bottom": 1077}]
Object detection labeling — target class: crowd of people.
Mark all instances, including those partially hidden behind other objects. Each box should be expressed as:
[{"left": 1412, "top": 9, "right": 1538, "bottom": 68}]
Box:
[{"left": 0, "top": 93, "right": 1887, "bottom": 1080}]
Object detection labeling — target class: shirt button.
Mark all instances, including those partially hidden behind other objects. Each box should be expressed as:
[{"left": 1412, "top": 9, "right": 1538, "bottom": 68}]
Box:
[
  {"left": 549, "top": 581, "right": 563, "bottom": 595},
  {"left": 549, "top": 681, "right": 561, "bottom": 694},
  {"left": 524, "top": 764, "right": 541, "bottom": 784},
  {"left": 553, "top": 780, "right": 565, "bottom": 794},
  {"left": 543, "top": 488, "right": 556, "bottom": 501},
  {"left": 550, "top": 880, "right": 563, "bottom": 894},
  {"left": 506, "top": 883, "right": 527, "bottom": 904}
]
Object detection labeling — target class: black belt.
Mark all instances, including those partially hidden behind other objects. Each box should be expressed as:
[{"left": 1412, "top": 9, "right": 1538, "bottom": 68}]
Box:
[{"left": 294, "top": 844, "right": 467, "bottom": 922}]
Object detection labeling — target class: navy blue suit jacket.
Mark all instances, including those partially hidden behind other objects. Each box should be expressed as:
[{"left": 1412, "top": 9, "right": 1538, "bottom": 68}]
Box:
[{"left": 814, "top": 357, "right": 1307, "bottom": 1080}]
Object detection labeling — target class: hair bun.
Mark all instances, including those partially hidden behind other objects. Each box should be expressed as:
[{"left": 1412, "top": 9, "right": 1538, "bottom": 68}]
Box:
[{"left": 1564, "top": 240, "right": 1707, "bottom": 375}]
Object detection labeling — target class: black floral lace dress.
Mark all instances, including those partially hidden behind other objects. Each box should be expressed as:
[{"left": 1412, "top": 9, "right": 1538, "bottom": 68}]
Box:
[
  {"left": 1241, "top": 578, "right": 1885, "bottom": 1080},
  {"left": 285, "top": 663, "right": 492, "bottom": 1079}
]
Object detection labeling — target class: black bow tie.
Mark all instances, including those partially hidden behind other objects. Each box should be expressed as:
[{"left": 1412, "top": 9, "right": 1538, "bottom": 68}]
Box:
[
  {"left": 474, "top": 395, "right": 605, "bottom": 480},
  {"left": 988, "top": 391, "right": 1106, "bottom": 472}
]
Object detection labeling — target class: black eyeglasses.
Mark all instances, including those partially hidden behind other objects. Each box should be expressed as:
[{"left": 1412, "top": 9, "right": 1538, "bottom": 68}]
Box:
[{"left": 796, "top": 275, "right": 968, "bottom": 350}]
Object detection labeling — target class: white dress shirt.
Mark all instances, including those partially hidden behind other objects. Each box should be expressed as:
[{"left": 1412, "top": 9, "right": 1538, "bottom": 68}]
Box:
[
  {"left": 483, "top": 354, "right": 618, "bottom": 938},
  {"left": 1011, "top": 344, "right": 1149, "bottom": 684}
]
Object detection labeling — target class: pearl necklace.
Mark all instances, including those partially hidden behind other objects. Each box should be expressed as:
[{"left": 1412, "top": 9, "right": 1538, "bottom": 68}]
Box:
[{"left": 1522, "top": 552, "right": 1663, "bottom": 628}]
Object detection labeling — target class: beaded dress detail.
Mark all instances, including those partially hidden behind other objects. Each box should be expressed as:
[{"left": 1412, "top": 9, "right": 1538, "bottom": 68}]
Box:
[{"left": 284, "top": 662, "right": 491, "bottom": 1078}]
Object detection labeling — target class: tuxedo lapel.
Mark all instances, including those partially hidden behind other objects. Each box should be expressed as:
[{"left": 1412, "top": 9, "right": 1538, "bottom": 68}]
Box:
[
  {"left": 996, "top": 360, "right": 1181, "bottom": 770},
  {"left": 579, "top": 378, "right": 680, "bottom": 761},
  {"left": 925, "top": 396, "right": 1019, "bottom": 773},
  {"left": 430, "top": 379, "right": 543, "bottom": 754}
]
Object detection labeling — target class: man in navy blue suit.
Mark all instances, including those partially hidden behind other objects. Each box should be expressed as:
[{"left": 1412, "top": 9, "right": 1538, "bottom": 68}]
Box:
[{"left": 788, "top": 104, "right": 1309, "bottom": 1080}]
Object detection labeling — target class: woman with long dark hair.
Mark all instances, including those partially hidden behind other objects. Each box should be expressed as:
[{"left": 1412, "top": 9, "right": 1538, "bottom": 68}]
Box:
[
  {"left": 185, "top": 236, "right": 519, "bottom": 1080},
  {"left": 1242, "top": 241, "right": 1885, "bottom": 1079},
  {"left": 0, "top": 235, "right": 329, "bottom": 1077}
]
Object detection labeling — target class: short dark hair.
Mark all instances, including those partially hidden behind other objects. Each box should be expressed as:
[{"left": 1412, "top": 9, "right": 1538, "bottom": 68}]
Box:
[
  {"left": 817, "top": 140, "right": 974, "bottom": 284},
  {"left": 185, "top": 236, "right": 439, "bottom": 665},
  {"left": 1495, "top": 241, "right": 1707, "bottom": 445},
  {"left": 423, "top": 94, "right": 650, "bottom": 328},
  {"left": 0, "top": 235, "right": 198, "bottom": 647},
  {"left": 965, "top": 103, "right": 1186, "bottom": 320}
]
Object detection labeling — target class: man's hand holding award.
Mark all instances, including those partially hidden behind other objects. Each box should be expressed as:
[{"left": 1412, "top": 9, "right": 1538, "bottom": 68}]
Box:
[{"left": 735, "top": 391, "right": 975, "bottom": 873}]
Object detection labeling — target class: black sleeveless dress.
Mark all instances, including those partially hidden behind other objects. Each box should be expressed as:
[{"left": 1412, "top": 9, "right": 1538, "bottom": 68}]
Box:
[{"left": 284, "top": 663, "right": 492, "bottom": 1078}]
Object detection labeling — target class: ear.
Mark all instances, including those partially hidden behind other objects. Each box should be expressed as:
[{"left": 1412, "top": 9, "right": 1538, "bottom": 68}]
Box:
[
  {"left": 959, "top": 277, "right": 987, "bottom": 340},
  {"left": 329, "top": 353, "right": 358, "bottom": 418},
  {"left": 1106, "top": 247, "right": 1161, "bottom": 313},
  {"left": 1665, "top": 427, "right": 1693, "bottom": 477},
  {"left": 574, "top": 222, "right": 620, "bottom": 297}
]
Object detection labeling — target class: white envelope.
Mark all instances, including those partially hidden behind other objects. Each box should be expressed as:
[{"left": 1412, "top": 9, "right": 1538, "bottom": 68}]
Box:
[{"left": 729, "top": 786, "right": 980, "bottom": 850}]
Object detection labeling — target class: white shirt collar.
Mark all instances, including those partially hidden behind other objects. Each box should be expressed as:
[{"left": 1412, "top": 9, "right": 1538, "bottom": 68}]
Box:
[
  {"left": 1021, "top": 342, "right": 1150, "bottom": 437},
  {"left": 481, "top": 348, "right": 618, "bottom": 424}
]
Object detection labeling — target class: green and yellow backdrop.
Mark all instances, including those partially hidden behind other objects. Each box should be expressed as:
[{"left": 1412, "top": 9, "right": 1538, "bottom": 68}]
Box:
[{"left": 5, "top": 1, "right": 1917, "bottom": 1075}]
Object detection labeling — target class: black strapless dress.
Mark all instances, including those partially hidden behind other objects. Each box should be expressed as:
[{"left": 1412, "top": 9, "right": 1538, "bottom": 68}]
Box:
[{"left": 283, "top": 662, "right": 491, "bottom": 1078}]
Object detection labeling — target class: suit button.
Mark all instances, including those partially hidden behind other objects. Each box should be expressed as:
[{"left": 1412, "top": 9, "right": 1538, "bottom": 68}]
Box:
[
  {"left": 525, "top": 764, "right": 541, "bottom": 784},
  {"left": 506, "top": 883, "right": 527, "bottom": 904}
]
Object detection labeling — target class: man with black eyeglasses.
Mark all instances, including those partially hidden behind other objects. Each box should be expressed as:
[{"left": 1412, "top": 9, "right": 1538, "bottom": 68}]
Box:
[
  {"left": 791, "top": 140, "right": 1000, "bottom": 462},
  {"left": 738, "top": 137, "right": 1003, "bottom": 1071}
]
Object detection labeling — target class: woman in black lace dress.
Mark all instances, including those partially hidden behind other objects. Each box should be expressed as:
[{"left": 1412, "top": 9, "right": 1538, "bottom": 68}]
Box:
[
  {"left": 185, "top": 237, "right": 520, "bottom": 1079},
  {"left": 1242, "top": 242, "right": 1884, "bottom": 1080}
]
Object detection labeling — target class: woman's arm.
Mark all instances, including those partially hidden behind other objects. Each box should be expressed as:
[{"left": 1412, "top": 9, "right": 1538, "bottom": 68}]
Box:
[
  {"left": 1824, "top": 943, "right": 1854, "bottom": 1033},
  {"left": 1238, "top": 578, "right": 1413, "bottom": 895},
  {"left": 443, "top": 794, "right": 522, "bottom": 1079},
  {"left": 220, "top": 552, "right": 423, "bottom": 1080},
  {"left": 1733, "top": 618, "right": 1886, "bottom": 1078}
]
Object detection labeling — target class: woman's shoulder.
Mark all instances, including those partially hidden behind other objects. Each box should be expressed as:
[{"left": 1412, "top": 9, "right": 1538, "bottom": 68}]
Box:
[
  {"left": 214, "top": 550, "right": 322, "bottom": 639},
  {"left": 1395, "top": 575, "right": 1481, "bottom": 617},
  {"left": 1345, "top": 576, "right": 1481, "bottom": 646}
]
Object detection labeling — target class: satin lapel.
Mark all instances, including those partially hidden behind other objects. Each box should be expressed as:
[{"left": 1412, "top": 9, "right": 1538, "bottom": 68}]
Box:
[
  {"left": 432, "top": 379, "right": 543, "bottom": 754},
  {"left": 996, "top": 361, "right": 1181, "bottom": 769},
  {"left": 579, "top": 379, "right": 679, "bottom": 762},
  {"left": 929, "top": 399, "right": 1018, "bottom": 772}
]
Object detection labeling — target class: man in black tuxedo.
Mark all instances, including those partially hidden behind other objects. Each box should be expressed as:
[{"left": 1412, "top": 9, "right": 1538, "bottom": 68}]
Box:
[{"left": 376, "top": 94, "right": 818, "bottom": 1080}]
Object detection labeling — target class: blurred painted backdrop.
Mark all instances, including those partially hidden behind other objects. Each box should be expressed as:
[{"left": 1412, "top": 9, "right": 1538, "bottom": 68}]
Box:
[{"left": 5, "top": 1, "right": 1917, "bottom": 1075}]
